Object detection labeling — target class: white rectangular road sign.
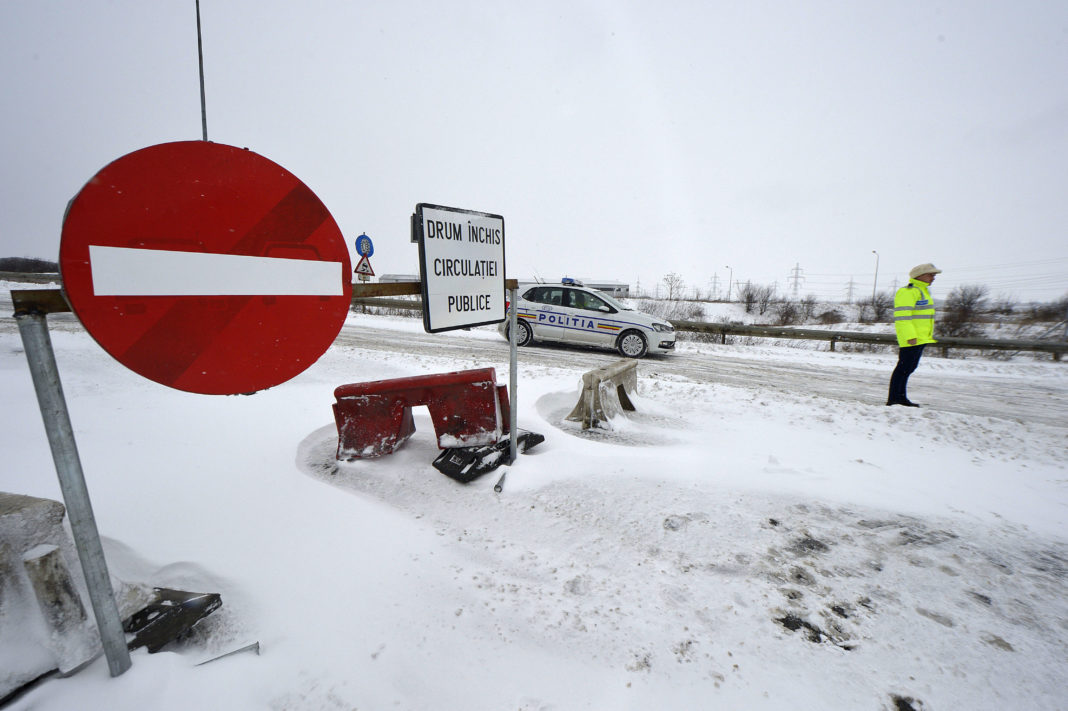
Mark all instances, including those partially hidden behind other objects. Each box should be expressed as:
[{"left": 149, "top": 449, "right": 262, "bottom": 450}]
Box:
[{"left": 416, "top": 203, "right": 506, "bottom": 333}]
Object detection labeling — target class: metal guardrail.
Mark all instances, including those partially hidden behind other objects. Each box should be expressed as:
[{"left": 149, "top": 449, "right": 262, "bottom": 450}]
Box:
[
  {"left": 346, "top": 293, "right": 1066, "bottom": 358},
  {"left": 349, "top": 300, "right": 1065, "bottom": 359},
  {"left": 668, "top": 320, "right": 1068, "bottom": 358},
  {"left": 8, "top": 278, "right": 1065, "bottom": 358}
]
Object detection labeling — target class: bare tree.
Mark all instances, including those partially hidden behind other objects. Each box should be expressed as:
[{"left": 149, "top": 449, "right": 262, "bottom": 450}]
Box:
[
  {"left": 756, "top": 284, "right": 776, "bottom": 315},
  {"left": 739, "top": 281, "right": 758, "bottom": 313},
  {"left": 773, "top": 298, "right": 800, "bottom": 325},
  {"left": 940, "top": 284, "right": 989, "bottom": 337},
  {"left": 871, "top": 291, "right": 893, "bottom": 322},
  {"left": 661, "top": 272, "right": 685, "bottom": 300},
  {"left": 1025, "top": 294, "right": 1068, "bottom": 323},
  {"left": 988, "top": 293, "right": 1018, "bottom": 316},
  {"left": 800, "top": 294, "right": 819, "bottom": 322},
  {"left": 738, "top": 282, "right": 777, "bottom": 315},
  {"left": 859, "top": 291, "right": 894, "bottom": 323}
]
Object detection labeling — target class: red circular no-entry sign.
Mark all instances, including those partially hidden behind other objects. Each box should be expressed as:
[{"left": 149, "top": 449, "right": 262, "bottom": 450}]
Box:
[{"left": 60, "top": 141, "right": 352, "bottom": 395}]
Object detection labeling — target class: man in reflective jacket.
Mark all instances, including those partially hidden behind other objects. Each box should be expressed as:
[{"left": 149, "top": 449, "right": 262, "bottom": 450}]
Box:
[{"left": 887, "top": 263, "right": 942, "bottom": 407}]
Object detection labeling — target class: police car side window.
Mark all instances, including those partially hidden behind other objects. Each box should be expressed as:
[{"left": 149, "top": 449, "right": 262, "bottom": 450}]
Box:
[
  {"left": 530, "top": 287, "right": 564, "bottom": 306},
  {"left": 572, "top": 290, "right": 610, "bottom": 312}
]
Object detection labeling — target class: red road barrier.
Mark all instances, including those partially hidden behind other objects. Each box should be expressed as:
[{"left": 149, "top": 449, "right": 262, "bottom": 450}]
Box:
[{"left": 333, "top": 368, "right": 509, "bottom": 459}]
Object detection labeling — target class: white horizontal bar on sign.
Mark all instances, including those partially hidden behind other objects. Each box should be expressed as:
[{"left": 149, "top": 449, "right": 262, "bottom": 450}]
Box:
[{"left": 88, "top": 246, "right": 344, "bottom": 296}]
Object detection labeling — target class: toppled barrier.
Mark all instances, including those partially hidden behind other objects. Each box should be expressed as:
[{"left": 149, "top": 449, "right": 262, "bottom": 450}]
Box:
[
  {"left": 565, "top": 360, "right": 638, "bottom": 430},
  {"left": 333, "top": 368, "right": 509, "bottom": 459}
]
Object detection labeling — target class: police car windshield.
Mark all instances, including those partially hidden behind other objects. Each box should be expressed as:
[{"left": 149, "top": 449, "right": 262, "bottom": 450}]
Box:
[{"left": 594, "top": 290, "right": 632, "bottom": 311}]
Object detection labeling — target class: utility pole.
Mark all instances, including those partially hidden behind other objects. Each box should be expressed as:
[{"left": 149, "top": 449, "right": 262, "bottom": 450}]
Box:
[
  {"left": 871, "top": 250, "right": 880, "bottom": 302},
  {"left": 788, "top": 263, "right": 804, "bottom": 300},
  {"left": 725, "top": 266, "right": 733, "bottom": 302},
  {"left": 845, "top": 278, "right": 856, "bottom": 304}
]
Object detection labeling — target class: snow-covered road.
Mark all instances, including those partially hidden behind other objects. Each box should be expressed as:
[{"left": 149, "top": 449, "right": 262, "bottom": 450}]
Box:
[{"left": 333, "top": 320, "right": 1068, "bottom": 428}]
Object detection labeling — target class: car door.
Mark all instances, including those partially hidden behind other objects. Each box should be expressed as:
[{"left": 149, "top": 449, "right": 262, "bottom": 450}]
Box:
[
  {"left": 562, "top": 288, "right": 617, "bottom": 346},
  {"left": 523, "top": 286, "right": 567, "bottom": 342}
]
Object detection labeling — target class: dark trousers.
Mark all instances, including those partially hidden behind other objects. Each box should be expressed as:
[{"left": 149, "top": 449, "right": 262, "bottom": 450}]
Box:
[{"left": 888, "top": 344, "right": 925, "bottom": 403}]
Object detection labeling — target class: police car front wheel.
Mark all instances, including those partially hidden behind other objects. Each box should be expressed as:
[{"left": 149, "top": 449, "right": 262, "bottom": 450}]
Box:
[{"left": 617, "top": 330, "right": 648, "bottom": 358}]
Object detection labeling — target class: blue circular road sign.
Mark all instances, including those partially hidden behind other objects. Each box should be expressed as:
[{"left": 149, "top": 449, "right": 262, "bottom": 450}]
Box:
[{"left": 355, "top": 233, "right": 374, "bottom": 257}]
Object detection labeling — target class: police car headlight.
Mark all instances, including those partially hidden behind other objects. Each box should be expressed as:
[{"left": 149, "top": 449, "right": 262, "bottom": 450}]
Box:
[{"left": 652, "top": 322, "right": 673, "bottom": 333}]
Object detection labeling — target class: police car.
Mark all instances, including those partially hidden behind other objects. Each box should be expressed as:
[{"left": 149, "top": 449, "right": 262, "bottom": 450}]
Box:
[{"left": 498, "top": 279, "right": 675, "bottom": 358}]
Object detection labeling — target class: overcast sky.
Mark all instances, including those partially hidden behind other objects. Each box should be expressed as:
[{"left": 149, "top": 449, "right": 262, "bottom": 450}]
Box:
[{"left": 2, "top": 0, "right": 1066, "bottom": 301}]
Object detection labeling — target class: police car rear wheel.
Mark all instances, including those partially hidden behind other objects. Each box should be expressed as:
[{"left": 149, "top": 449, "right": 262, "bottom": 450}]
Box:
[
  {"left": 513, "top": 321, "right": 533, "bottom": 347},
  {"left": 617, "top": 330, "right": 648, "bottom": 358}
]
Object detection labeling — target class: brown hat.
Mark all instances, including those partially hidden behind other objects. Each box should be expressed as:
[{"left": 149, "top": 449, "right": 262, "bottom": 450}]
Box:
[{"left": 909, "top": 263, "right": 943, "bottom": 279}]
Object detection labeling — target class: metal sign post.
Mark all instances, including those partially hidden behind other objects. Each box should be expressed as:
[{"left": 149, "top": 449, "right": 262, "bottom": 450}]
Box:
[
  {"left": 195, "top": 0, "right": 208, "bottom": 141},
  {"left": 508, "top": 282, "right": 518, "bottom": 464},
  {"left": 13, "top": 290, "right": 131, "bottom": 677},
  {"left": 494, "top": 280, "right": 520, "bottom": 494}
]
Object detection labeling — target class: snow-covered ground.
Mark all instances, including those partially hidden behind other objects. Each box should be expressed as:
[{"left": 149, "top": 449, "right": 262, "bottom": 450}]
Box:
[{"left": 1, "top": 291, "right": 1066, "bottom": 710}]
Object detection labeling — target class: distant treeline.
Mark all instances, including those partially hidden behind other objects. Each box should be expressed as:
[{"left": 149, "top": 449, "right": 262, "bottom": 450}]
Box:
[{"left": 0, "top": 257, "right": 59, "bottom": 272}]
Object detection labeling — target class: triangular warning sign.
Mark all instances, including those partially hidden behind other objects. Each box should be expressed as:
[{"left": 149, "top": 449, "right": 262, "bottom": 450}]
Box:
[{"left": 354, "top": 255, "right": 374, "bottom": 276}]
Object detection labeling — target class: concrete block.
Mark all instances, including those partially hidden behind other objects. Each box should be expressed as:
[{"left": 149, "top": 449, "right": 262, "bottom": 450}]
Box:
[
  {"left": 23, "top": 544, "right": 98, "bottom": 674},
  {"left": 0, "top": 492, "right": 100, "bottom": 697}
]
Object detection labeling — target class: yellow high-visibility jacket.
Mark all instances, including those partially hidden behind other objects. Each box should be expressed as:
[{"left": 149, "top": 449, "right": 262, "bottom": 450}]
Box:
[{"left": 893, "top": 279, "right": 937, "bottom": 347}]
